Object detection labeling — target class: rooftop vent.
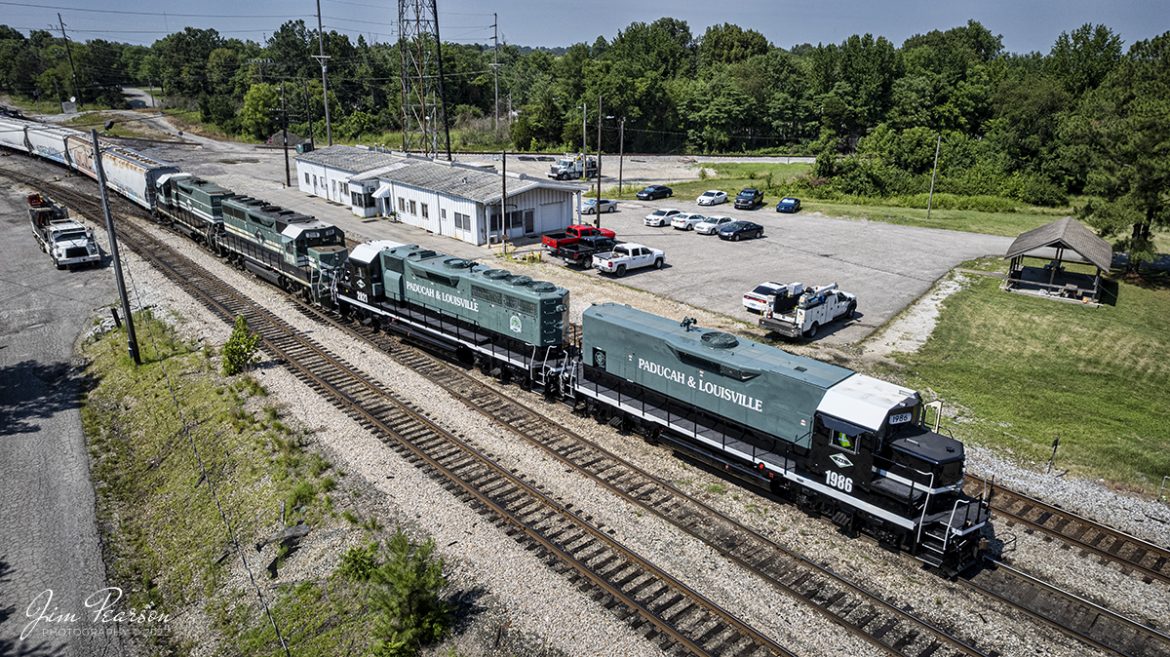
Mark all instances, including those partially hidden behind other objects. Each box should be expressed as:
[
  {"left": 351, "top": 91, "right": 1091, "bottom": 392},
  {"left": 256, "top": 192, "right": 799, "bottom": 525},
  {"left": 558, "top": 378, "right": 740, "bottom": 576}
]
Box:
[
  {"left": 700, "top": 332, "right": 738, "bottom": 349},
  {"left": 528, "top": 282, "right": 557, "bottom": 293},
  {"left": 443, "top": 258, "right": 473, "bottom": 269},
  {"left": 508, "top": 275, "right": 533, "bottom": 286},
  {"left": 483, "top": 269, "right": 512, "bottom": 280}
]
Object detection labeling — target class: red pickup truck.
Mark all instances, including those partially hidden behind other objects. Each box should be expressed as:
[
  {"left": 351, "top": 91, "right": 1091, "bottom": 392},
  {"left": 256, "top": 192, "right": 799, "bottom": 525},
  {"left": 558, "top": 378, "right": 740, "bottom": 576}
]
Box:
[{"left": 541, "top": 224, "right": 617, "bottom": 255}]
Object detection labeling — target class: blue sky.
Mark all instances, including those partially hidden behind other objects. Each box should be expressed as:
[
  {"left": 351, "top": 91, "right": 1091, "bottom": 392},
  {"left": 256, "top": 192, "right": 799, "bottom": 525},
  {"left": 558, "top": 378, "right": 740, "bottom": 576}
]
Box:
[{"left": 1, "top": 0, "right": 1165, "bottom": 53}]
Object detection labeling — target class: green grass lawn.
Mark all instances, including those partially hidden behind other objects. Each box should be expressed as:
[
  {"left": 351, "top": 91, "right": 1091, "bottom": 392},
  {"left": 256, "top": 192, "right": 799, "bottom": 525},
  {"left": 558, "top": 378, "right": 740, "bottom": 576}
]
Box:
[
  {"left": 887, "top": 261, "right": 1170, "bottom": 491},
  {"left": 797, "top": 200, "right": 1068, "bottom": 237},
  {"left": 606, "top": 161, "right": 811, "bottom": 201},
  {"left": 63, "top": 110, "right": 163, "bottom": 139}
]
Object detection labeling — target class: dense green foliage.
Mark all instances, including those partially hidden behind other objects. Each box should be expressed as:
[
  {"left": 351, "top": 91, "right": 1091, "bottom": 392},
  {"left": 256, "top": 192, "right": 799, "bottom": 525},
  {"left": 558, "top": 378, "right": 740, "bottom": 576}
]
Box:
[
  {"left": 341, "top": 533, "right": 451, "bottom": 657},
  {"left": 1, "top": 19, "right": 1166, "bottom": 242},
  {"left": 222, "top": 315, "right": 260, "bottom": 375}
]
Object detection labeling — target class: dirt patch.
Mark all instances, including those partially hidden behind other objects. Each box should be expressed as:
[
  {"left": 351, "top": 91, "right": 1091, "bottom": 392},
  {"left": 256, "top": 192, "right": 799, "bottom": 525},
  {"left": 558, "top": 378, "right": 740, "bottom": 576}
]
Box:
[{"left": 861, "top": 271, "right": 970, "bottom": 362}]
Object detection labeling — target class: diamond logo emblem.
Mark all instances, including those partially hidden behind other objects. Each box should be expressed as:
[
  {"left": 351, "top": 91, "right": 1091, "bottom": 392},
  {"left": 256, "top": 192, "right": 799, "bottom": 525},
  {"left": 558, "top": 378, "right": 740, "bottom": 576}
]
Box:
[{"left": 829, "top": 453, "right": 853, "bottom": 469}]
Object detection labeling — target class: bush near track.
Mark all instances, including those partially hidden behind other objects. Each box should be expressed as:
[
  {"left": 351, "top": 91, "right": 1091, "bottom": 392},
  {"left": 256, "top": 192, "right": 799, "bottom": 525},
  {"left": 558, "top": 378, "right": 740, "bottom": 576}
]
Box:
[
  {"left": 80, "top": 310, "right": 449, "bottom": 655},
  {"left": 887, "top": 260, "right": 1170, "bottom": 491}
]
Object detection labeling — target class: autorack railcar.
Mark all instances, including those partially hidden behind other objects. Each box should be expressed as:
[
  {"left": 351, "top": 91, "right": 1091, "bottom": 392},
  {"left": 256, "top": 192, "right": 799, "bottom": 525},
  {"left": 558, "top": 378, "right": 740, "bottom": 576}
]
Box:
[
  {"left": 571, "top": 303, "right": 988, "bottom": 572},
  {"left": 337, "top": 241, "right": 571, "bottom": 386},
  {"left": 63, "top": 134, "right": 179, "bottom": 210}
]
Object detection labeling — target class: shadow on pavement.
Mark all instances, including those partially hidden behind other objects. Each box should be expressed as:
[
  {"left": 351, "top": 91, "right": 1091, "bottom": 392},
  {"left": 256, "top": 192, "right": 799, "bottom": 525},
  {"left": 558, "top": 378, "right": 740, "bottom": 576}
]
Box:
[{"left": 0, "top": 360, "right": 97, "bottom": 436}]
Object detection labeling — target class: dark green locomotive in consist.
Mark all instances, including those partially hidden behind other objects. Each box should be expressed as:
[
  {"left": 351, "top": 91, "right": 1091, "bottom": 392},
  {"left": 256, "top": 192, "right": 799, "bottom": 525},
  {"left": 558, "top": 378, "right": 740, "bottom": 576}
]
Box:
[
  {"left": 219, "top": 195, "right": 347, "bottom": 302},
  {"left": 573, "top": 303, "right": 989, "bottom": 573},
  {"left": 337, "top": 240, "right": 570, "bottom": 383},
  {"left": 155, "top": 177, "right": 347, "bottom": 303},
  {"left": 155, "top": 173, "right": 232, "bottom": 244}
]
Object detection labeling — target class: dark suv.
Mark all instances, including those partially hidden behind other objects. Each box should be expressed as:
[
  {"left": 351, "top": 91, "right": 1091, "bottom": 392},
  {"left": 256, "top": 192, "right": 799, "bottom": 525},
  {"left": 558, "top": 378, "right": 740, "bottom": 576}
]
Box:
[{"left": 734, "top": 188, "right": 764, "bottom": 209}]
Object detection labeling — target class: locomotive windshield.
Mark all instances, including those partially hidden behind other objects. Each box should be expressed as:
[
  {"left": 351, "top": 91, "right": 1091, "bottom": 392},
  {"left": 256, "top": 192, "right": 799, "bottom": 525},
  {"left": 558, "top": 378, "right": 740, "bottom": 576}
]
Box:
[{"left": 303, "top": 228, "right": 343, "bottom": 248}]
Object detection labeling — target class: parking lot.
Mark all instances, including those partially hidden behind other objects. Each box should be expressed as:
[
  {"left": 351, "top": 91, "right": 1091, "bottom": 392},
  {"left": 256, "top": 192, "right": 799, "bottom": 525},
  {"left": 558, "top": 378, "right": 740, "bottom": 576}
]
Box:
[
  {"left": 560, "top": 194, "right": 1012, "bottom": 345},
  {"left": 130, "top": 140, "right": 1010, "bottom": 346}
]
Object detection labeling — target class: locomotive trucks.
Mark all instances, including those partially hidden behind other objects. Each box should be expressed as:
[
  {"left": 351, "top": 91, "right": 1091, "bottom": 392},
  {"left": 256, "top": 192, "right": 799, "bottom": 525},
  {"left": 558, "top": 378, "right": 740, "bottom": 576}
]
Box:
[
  {"left": 592, "top": 243, "right": 665, "bottom": 277},
  {"left": 28, "top": 193, "right": 101, "bottom": 269},
  {"left": 577, "top": 303, "right": 989, "bottom": 572},
  {"left": 760, "top": 283, "right": 857, "bottom": 339},
  {"left": 548, "top": 155, "right": 598, "bottom": 180}
]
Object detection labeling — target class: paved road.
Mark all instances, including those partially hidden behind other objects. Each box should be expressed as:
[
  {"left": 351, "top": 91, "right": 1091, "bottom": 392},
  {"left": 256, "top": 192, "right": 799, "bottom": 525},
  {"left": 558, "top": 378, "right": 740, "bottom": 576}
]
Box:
[{"left": 0, "top": 178, "right": 122, "bottom": 656}]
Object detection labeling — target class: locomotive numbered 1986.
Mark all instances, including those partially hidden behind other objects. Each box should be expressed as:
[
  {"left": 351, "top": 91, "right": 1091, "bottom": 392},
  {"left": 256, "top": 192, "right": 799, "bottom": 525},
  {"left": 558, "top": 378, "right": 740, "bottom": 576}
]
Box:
[{"left": 0, "top": 113, "right": 990, "bottom": 573}]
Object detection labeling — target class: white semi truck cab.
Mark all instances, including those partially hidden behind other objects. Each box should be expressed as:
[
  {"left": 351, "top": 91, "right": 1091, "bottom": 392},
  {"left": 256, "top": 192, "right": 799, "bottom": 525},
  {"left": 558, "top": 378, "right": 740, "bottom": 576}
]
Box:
[{"left": 28, "top": 193, "right": 102, "bottom": 269}]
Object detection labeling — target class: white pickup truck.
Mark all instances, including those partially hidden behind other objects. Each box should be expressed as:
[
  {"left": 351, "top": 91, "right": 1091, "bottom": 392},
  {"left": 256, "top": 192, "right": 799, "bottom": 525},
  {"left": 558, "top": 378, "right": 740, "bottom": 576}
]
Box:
[
  {"left": 592, "top": 243, "right": 665, "bottom": 277},
  {"left": 759, "top": 283, "right": 856, "bottom": 339}
]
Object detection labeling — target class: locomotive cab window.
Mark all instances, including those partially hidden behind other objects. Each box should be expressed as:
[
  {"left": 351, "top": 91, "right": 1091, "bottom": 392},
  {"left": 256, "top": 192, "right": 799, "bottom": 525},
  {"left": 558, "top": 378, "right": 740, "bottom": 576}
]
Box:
[
  {"left": 832, "top": 431, "right": 857, "bottom": 453},
  {"left": 818, "top": 415, "right": 868, "bottom": 454}
]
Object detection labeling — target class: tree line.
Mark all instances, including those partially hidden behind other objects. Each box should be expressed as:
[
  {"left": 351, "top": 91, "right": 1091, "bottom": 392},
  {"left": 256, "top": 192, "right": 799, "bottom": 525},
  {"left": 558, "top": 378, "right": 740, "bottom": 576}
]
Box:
[{"left": 0, "top": 19, "right": 1166, "bottom": 256}]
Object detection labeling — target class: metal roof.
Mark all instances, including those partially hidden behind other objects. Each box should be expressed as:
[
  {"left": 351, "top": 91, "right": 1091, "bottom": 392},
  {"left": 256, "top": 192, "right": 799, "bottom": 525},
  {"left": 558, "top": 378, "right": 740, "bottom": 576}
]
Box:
[
  {"left": 350, "top": 156, "right": 584, "bottom": 204},
  {"left": 585, "top": 303, "right": 853, "bottom": 390},
  {"left": 294, "top": 145, "right": 399, "bottom": 173},
  {"left": 1005, "top": 217, "right": 1113, "bottom": 271}
]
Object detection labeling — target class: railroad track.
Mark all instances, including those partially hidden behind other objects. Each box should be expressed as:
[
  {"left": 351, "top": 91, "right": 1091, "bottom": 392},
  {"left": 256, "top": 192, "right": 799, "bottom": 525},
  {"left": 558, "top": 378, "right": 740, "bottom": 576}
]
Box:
[
  {"left": 963, "top": 559, "right": 1170, "bottom": 657},
  {"left": 969, "top": 474, "right": 1170, "bottom": 587},
  {"left": 9, "top": 161, "right": 1165, "bottom": 657},
  {"left": 291, "top": 305, "right": 990, "bottom": 657},
  {"left": 15, "top": 172, "right": 795, "bottom": 657}
]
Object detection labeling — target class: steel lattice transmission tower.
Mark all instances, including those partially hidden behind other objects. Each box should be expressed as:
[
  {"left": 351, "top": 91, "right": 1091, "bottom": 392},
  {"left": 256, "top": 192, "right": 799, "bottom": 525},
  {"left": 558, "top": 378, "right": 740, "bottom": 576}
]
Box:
[{"left": 398, "top": 0, "right": 451, "bottom": 160}]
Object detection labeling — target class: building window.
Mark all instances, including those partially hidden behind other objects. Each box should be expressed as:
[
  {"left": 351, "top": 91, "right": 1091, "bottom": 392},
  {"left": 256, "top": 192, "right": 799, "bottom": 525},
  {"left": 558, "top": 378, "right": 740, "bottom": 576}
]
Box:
[
  {"left": 441, "top": 209, "right": 447, "bottom": 219},
  {"left": 304, "top": 172, "right": 309, "bottom": 184},
  {"left": 398, "top": 197, "right": 406, "bottom": 213},
  {"left": 409, "top": 200, "right": 417, "bottom": 215},
  {"left": 454, "top": 212, "right": 470, "bottom": 230},
  {"left": 421, "top": 203, "right": 429, "bottom": 219},
  {"left": 313, "top": 175, "right": 318, "bottom": 186}
]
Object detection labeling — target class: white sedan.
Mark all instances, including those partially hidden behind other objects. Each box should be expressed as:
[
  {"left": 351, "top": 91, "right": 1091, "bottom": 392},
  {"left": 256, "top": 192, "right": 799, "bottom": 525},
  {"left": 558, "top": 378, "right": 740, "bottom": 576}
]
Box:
[
  {"left": 695, "top": 215, "right": 734, "bottom": 234},
  {"left": 644, "top": 208, "right": 681, "bottom": 227},
  {"left": 696, "top": 190, "right": 728, "bottom": 206},
  {"left": 670, "top": 212, "right": 707, "bottom": 230},
  {"left": 582, "top": 198, "right": 618, "bottom": 214}
]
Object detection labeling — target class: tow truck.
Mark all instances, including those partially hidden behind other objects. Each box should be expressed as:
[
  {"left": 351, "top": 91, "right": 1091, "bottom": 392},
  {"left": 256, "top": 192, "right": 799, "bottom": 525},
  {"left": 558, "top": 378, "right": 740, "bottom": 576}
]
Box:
[
  {"left": 759, "top": 283, "right": 856, "bottom": 339},
  {"left": 28, "top": 193, "right": 101, "bottom": 269}
]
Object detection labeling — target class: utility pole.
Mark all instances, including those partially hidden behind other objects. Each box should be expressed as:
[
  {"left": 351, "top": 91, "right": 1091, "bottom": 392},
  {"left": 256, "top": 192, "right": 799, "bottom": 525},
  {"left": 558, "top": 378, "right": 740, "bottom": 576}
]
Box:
[
  {"left": 492, "top": 13, "right": 499, "bottom": 132},
  {"left": 500, "top": 150, "right": 508, "bottom": 253},
  {"left": 302, "top": 80, "right": 315, "bottom": 150},
  {"left": 617, "top": 116, "right": 625, "bottom": 197},
  {"left": 91, "top": 130, "right": 140, "bottom": 366},
  {"left": 314, "top": 0, "right": 333, "bottom": 145},
  {"left": 926, "top": 132, "right": 942, "bottom": 222},
  {"left": 580, "top": 102, "right": 587, "bottom": 180},
  {"left": 280, "top": 82, "right": 291, "bottom": 187},
  {"left": 595, "top": 95, "right": 602, "bottom": 214},
  {"left": 57, "top": 13, "right": 80, "bottom": 109}
]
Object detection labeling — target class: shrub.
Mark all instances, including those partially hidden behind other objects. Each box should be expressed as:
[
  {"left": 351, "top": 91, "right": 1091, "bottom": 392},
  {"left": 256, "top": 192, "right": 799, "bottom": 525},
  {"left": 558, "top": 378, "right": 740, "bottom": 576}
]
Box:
[
  {"left": 366, "top": 530, "right": 451, "bottom": 657},
  {"left": 221, "top": 316, "right": 260, "bottom": 376}
]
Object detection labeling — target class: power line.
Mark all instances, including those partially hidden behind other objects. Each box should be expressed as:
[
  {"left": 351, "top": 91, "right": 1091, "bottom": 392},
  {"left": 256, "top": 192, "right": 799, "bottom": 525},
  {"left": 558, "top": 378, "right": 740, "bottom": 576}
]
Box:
[{"left": 0, "top": 1, "right": 312, "bottom": 19}]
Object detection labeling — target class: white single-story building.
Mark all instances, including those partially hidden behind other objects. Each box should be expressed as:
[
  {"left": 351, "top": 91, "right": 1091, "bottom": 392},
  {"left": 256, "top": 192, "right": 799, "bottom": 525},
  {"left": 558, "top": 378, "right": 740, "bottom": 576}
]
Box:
[
  {"left": 296, "top": 145, "right": 585, "bottom": 246},
  {"left": 295, "top": 145, "right": 399, "bottom": 204}
]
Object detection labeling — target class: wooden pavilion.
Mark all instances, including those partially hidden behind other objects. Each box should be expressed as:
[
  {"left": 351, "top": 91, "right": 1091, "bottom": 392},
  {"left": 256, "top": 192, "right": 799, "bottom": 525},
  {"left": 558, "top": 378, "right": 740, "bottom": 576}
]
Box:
[{"left": 1003, "top": 217, "right": 1112, "bottom": 303}]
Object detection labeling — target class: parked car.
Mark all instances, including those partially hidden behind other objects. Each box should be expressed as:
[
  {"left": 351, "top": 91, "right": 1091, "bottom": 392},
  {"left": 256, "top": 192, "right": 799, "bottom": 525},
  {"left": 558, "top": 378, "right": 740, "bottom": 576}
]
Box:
[
  {"left": 742, "top": 281, "right": 804, "bottom": 314},
  {"left": 670, "top": 212, "right": 707, "bottom": 231},
  {"left": 695, "top": 215, "right": 734, "bottom": 235},
  {"left": 644, "top": 208, "right": 681, "bottom": 227},
  {"left": 636, "top": 185, "right": 673, "bottom": 201},
  {"left": 717, "top": 220, "right": 764, "bottom": 241},
  {"left": 592, "top": 243, "right": 665, "bottom": 277},
  {"left": 582, "top": 198, "right": 618, "bottom": 214},
  {"left": 696, "top": 190, "right": 727, "bottom": 206},
  {"left": 559, "top": 235, "right": 618, "bottom": 268},
  {"left": 541, "top": 224, "right": 618, "bottom": 254},
  {"left": 776, "top": 197, "right": 802, "bottom": 213},
  {"left": 734, "top": 188, "right": 765, "bottom": 209}
]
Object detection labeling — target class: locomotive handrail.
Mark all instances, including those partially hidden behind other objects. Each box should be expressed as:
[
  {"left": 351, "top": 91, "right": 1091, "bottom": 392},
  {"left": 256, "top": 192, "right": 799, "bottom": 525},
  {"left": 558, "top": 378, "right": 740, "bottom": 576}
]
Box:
[
  {"left": 943, "top": 499, "right": 972, "bottom": 552},
  {"left": 915, "top": 471, "right": 935, "bottom": 546}
]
